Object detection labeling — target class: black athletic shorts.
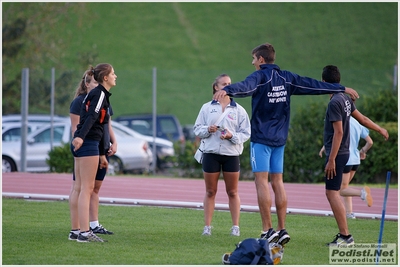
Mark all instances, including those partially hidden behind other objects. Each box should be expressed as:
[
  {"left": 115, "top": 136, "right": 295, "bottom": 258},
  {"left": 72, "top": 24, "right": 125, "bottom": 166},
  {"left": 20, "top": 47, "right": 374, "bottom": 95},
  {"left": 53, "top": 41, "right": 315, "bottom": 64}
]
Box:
[
  {"left": 343, "top": 164, "right": 360, "bottom": 173},
  {"left": 325, "top": 153, "right": 350, "bottom": 191},
  {"left": 202, "top": 153, "right": 240, "bottom": 173}
]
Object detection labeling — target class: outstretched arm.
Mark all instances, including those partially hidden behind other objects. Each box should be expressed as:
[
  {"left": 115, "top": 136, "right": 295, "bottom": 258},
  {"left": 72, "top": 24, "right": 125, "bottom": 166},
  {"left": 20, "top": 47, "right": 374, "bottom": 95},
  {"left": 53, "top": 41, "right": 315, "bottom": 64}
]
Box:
[{"left": 351, "top": 109, "right": 389, "bottom": 140}]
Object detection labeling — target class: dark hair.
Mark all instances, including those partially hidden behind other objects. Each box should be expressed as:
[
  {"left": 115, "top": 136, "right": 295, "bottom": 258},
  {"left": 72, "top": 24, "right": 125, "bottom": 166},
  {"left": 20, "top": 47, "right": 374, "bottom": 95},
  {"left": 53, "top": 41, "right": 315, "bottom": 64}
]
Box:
[
  {"left": 91, "top": 63, "right": 113, "bottom": 83},
  {"left": 212, "top": 73, "right": 230, "bottom": 94},
  {"left": 73, "top": 69, "right": 94, "bottom": 98},
  {"left": 322, "top": 65, "right": 341, "bottom": 83},
  {"left": 251, "top": 43, "right": 275, "bottom": 63}
]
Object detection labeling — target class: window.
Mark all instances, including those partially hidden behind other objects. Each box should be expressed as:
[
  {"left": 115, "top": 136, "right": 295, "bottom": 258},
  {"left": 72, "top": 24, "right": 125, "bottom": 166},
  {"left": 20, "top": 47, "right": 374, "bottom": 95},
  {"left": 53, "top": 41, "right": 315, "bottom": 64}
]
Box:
[
  {"left": 2, "top": 127, "right": 33, "bottom": 142},
  {"left": 33, "top": 126, "right": 64, "bottom": 143}
]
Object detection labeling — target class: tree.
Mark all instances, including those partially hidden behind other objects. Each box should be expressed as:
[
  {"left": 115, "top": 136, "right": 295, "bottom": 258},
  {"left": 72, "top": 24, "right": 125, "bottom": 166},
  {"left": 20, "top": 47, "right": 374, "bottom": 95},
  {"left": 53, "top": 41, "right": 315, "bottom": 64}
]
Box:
[{"left": 2, "top": 3, "right": 97, "bottom": 115}]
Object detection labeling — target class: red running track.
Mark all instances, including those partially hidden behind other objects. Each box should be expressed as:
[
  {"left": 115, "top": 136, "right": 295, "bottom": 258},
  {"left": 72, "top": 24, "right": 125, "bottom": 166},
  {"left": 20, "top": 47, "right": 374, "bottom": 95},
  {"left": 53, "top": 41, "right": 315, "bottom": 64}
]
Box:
[{"left": 2, "top": 172, "right": 398, "bottom": 220}]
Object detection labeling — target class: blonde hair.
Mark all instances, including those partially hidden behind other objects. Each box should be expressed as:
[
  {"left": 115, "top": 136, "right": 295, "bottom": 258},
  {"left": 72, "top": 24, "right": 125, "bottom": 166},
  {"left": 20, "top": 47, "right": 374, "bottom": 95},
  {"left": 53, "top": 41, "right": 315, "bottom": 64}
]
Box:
[
  {"left": 73, "top": 68, "right": 94, "bottom": 98},
  {"left": 212, "top": 73, "right": 230, "bottom": 94}
]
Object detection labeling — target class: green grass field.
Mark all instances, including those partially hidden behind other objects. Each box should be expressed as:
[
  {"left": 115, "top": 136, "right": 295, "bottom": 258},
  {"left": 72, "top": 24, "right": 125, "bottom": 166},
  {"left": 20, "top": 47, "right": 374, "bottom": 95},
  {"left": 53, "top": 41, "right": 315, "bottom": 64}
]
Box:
[{"left": 2, "top": 197, "right": 397, "bottom": 265}]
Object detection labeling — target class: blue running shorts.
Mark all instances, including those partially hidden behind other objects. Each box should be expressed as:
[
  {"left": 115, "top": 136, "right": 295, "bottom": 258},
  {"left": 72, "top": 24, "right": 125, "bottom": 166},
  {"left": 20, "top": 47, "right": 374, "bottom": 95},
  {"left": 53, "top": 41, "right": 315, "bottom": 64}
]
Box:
[
  {"left": 250, "top": 142, "right": 285, "bottom": 173},
  {"left": 70, "top": 139, "right": 99, "bottom": 158}
]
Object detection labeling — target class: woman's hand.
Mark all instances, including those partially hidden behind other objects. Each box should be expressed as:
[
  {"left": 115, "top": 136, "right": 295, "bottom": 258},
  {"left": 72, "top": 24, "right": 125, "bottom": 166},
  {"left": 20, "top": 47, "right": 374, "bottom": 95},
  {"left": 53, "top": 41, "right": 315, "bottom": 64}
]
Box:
[
  {"left": 220, "top": 128, "right": 232, "bottom": 140},
  {"left": 99, "top": 155, "right": 108, "bottom": 169},
  {"left": 72, "top": 137, "right": 83, "bottom": 151}
]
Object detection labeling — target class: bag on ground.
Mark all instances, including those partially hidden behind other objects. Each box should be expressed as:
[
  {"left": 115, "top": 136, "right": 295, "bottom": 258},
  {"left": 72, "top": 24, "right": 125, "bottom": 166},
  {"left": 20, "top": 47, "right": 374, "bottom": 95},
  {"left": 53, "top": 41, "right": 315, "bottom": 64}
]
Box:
[{"left": 222, "top": 238, "right": 284, "bottom": 265}]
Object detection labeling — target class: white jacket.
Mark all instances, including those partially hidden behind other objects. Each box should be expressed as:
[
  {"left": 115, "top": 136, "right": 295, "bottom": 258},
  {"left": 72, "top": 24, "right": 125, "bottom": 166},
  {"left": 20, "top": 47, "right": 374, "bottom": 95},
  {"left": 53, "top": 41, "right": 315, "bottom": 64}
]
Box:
[{"left": 193, "top": 99, "right": 251, "bottom": 156}]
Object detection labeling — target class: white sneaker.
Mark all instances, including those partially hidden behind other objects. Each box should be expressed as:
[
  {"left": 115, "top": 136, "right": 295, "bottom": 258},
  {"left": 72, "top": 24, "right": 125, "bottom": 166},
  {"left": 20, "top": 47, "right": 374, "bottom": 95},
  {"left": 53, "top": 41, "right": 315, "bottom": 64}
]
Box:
[
  {"left": 202, "top": 226, "right": 212, "bottom": 236},
  {"left": 361, "top": 186, "right": 373, "bottom": 207},
  {"left": 347, "top": 213, "right": 356, "bottom": 219},
  {"left": 230, "top": 226, "right": 240, "bottom": 236}
]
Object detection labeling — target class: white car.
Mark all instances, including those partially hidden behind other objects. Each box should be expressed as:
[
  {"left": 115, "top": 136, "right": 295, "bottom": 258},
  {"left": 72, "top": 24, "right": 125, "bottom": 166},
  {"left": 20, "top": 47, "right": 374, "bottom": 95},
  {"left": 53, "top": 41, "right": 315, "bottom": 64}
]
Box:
[
  {"left": 2, "top": 114, "right": 67, "bottom": 124},
  {"left": 110, "top": 121, "right": 175, "bottom": 169},
  {"left": 2, "top": 122, "right": 46, "bottom": 142},
  {"left": 2, "top": 119, "right": 153, "bottom": 174},
  {"left": 3, "top": 114, "right": 175, "bottom": 169}
]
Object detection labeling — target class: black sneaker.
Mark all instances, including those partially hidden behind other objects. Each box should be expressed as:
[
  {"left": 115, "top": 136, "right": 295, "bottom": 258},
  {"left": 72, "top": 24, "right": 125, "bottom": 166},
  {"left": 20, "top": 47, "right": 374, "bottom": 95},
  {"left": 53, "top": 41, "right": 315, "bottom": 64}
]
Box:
[
  {"left": 77, "top": 231, "right": 107, "bottom": 242},
  {"left": 260, "top": 228, "right": 279, "bottom": 243},
  {"left": 90, "top": 224, "right": 114, "bottom": 235},
  {"left": 68, "top": 231, "right": 78, "bottom": 241},
  {"left": 277, "top": 229, "right": 290, "bottom": 246},
  {"left": 326, "top": 233, "right": 354, "bottom": 247}
]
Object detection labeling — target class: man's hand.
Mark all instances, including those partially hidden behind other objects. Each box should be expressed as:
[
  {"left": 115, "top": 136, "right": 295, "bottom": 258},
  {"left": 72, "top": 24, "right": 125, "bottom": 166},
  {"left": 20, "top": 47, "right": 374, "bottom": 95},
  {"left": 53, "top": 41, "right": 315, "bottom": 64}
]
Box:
[
  {"left": 213, "top": 90, "right": 227, "bottom": 102},
  {"left": 344, "top": 87, "right": 359, "bottom": 101},
  {"left": 379, "top": 127, "right": 389, "bottom": 141},
  {"left": 325, "top": 159, "right": 336, "bottom": 179}
]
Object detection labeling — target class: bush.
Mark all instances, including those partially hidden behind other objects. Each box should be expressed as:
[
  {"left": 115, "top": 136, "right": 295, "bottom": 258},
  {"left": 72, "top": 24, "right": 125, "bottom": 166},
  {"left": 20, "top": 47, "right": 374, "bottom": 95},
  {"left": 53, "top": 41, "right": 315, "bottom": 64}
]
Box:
[
  {"left": 166, "top": 141, "right": 203, "bottom": 178},
  {"left": 46, "top": 142, "right": 74, "bottom": 173}
]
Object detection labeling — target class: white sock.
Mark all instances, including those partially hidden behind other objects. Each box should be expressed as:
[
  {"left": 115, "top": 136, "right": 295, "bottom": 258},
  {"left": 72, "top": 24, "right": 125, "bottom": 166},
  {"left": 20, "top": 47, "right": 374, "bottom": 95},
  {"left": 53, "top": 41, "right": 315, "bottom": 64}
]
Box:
[
  {"left": 90, "top": 221, "right": 99, "bottom": 229},
  {"left": 81, "top": 230, "right": 90, "bottom": 236}
]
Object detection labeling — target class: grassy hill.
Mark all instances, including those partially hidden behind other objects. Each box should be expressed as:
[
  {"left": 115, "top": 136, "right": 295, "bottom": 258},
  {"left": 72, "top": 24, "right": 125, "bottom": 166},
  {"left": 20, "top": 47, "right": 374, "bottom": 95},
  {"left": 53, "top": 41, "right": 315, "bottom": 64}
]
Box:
[{"left": 3, "top": 2, "right": 398, "bottom": 125}]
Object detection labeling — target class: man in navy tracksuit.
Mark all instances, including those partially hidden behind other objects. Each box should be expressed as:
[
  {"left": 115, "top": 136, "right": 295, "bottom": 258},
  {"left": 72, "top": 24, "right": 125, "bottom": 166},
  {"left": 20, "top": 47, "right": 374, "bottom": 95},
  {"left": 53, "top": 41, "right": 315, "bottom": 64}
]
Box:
[{"left": 213, "top": 43, "right": 360, "bottom": 246}]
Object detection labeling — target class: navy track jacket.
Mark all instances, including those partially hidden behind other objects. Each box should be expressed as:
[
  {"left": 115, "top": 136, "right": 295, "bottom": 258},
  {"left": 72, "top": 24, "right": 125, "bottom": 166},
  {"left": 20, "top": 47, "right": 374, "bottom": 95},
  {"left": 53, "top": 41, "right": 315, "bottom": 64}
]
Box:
[
  {"left": 74, "top": 84, "right": 111, "bottom": 155},
  {"left": 222, "top": 64, "right": 345, "bottom": 147}
]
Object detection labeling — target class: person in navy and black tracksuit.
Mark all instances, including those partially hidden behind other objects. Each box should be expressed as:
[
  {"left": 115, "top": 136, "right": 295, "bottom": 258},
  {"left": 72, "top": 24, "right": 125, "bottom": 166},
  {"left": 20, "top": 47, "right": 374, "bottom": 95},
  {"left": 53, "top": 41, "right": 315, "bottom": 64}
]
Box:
[
  {"left": 71, "top": 63, "right": 117, "bottom": 243},
  {"left": 68, "top": 68, "right": 117, "bottom": 243},
  {"left": 213, "top": 43, "right": 360, "bottom": 246}
]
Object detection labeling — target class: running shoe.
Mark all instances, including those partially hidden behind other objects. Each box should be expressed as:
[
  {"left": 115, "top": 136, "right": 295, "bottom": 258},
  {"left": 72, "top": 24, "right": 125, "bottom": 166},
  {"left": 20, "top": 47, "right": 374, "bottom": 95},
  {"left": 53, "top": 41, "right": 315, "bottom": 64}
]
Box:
[
  {"left": 77, "top": 231, "right": 107, "bottom": 242},
  {"left": 90, "top": 224, "right": 114, "bottom": 235},
  {"left": 230, "top": 226, "right": 240, "bottom": 236},
  {"left": 347, "top": 213, "right": 356, "bottom": 219},
  {"left": 260, "top": 228, "right": 279, "bottom": 243},
  {"left": 361, "top": 186, "right": 373, "bottom": 207},
  {"left": 68, "top": 231, "right": 78, "bottom": 241},
  {"left": 326, "top": 233, "right": 354, "bottom": 247},
  {"left": 276, "top": 229, "right": 290, "bottom": 246},
  {"left": 202, "top": 226, "right": 212, "bottom": 236}
]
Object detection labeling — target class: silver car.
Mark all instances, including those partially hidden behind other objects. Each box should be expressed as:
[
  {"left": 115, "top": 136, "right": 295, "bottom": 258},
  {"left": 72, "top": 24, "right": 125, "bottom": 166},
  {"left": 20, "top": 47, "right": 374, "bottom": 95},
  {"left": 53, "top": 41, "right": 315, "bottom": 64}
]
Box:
[
  {"left": 110, "top": 121, "right": 175, "bottom": 169},
  {"left": 2, "top": 119, "right": 153, "bottom": 174}
]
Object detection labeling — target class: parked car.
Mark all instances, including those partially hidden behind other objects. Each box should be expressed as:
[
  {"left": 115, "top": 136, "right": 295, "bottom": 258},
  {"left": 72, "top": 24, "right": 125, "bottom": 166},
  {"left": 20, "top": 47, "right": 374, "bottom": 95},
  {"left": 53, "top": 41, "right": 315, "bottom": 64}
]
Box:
[
  {"left": 182, "top": 124, "right": 198, "bottom": 142},
  {"left": 110, "top": 121, "right": 174, "bottom": 169},
  {"left": 2, "top": 122, "right": 46, "bottom": 142},
  {"left": 2, "top": 114, "right": 68, "bottom": 142},
  {"left": 115, "top": 114, "right": 185, "bottom": 144},
  {"left": 2, "top": 114, "right": 67, "bottom": 124},
  {"left": 2, "top": 114, "right": 175, "bottom": 170},
  {"left": 2, "top": 119, "right": 153, "bottom": 174}
]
